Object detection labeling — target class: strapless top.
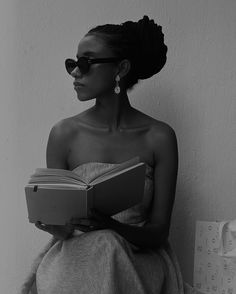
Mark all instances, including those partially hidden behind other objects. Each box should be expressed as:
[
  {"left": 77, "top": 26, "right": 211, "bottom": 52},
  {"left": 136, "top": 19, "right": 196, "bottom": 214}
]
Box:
[{"left": 72, "top": 162, "right": 154, "bottom": 227}]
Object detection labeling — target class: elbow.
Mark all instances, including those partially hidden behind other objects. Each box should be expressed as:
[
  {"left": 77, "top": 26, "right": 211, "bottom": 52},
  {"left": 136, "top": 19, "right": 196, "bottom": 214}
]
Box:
[
  {"left": 146, "top": 224, "right": 170, "bottom": 250},
  {"left": 152, "top": 231, "right": 169, "bottom": 249},
  {"left": 161, "top": 229, "right": 170, "bottom": 246},
  {"left": 161, "top": 225, "right": 170, "bottom": 244}
]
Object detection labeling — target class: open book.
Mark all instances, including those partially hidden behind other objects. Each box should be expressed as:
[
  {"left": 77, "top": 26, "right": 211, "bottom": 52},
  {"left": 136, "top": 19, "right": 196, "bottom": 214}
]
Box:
[{"left": 25, "top": 156, "right": 147, "bottom": 225}]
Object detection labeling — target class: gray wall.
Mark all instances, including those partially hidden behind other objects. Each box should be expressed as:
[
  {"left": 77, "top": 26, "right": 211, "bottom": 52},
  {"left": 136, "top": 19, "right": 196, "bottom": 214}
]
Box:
[{"left": 1, "top": 0, "right": 236, "bottom": 292}]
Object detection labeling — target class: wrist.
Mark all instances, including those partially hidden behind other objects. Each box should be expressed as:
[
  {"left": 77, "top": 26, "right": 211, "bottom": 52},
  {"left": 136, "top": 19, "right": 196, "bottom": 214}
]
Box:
[
  {"left": 109, "top": 218, "right": 124, "bottom": 232},
  {"left": 65, "top": 228, "right": 75, "bottom": 239}
]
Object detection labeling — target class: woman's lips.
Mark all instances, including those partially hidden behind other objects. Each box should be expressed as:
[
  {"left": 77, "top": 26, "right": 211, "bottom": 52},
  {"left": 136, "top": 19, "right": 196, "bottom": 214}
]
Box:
[{"left": 73, "top": 81, "right": 85, "bottom": 87}]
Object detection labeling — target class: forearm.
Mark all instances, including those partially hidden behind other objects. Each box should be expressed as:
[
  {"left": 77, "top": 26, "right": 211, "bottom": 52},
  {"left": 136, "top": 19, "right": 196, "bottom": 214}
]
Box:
[{"left": 110, "top": 221, "right": 168, "bottom": 250}]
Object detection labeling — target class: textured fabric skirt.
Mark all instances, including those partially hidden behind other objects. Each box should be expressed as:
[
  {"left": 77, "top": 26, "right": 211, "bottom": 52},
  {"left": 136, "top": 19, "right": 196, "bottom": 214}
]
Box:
[{"left": 31, "top": 229, "right": 185, "bottom": 294}]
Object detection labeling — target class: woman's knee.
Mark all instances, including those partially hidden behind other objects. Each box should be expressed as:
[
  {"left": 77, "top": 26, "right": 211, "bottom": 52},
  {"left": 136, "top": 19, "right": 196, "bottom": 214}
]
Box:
[{"left": 95, "top": 229, "right": 127, "bottom": 248}]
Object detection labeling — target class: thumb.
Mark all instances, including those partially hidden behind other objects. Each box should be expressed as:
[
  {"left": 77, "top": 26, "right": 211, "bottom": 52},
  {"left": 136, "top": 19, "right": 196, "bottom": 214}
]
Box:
[{"left": 66, "top": 222, "right": 75, "bottom": 230}]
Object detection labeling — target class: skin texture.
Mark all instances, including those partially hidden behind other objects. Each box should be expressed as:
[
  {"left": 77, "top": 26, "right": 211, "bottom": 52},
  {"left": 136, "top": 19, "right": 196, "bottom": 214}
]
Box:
[{"left": 35, "top": 34, "right": 178, "bottom": 249}]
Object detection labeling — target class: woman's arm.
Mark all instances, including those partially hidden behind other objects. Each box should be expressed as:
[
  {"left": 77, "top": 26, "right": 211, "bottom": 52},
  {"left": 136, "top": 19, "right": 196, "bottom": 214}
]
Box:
[
  {"left": 110, "top": 123, "right": 179, "bottom": 249},
  {"left": 108, "top": 221, "right": 168, "bottom": 250},
  {"left": 35, "top": 120, "right": 75, "bottom": 240},
  {"left": 46, "top": 120, "right": 69, "bottom": 169}
]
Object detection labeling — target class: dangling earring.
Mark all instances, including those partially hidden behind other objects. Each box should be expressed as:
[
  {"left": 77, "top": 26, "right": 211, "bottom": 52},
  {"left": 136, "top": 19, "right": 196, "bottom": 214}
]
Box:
[{"left": 114, "top": 75, "right": 120, "bottom": 94}]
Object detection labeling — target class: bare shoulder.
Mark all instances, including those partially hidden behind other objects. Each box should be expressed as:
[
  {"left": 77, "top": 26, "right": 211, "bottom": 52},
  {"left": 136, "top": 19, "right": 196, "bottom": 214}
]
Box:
[
  {"left": 46, "top": 116, "right": 79, "bottom": 168},
  {"left": 148, "top": 119, "right": 178, "bottom": 166},
  {"left": 49, "top": 115, "right": 79, "bottom": 139},
  {"left": 135, "top": 111, "right": 178, "bottom": 160},
  {"left": 134, "top": 108, "right": 177, "bottom": 137},
  {"left": 47, "top": 116, "right": 79, "bottom": 155},
  {"left": 149, "top": 119, "right": 177, "bottom": 143}
]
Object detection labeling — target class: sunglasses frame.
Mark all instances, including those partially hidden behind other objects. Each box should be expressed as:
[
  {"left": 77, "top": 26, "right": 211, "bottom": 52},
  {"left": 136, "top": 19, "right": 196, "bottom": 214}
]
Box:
[{"left": 65, "top": 56, "right": 124, "bottom": 75}]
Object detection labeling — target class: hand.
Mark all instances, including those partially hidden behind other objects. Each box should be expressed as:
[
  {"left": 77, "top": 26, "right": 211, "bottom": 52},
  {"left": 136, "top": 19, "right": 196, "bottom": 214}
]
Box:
[
  {"left": 70, "top": 208, "right": 120, "bottom": 232},
  {"left": 35, "top": 221, "right": 75, "bottom": 240}
]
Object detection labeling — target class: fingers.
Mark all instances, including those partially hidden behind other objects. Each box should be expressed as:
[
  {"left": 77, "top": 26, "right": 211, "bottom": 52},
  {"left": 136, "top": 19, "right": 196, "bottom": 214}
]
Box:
[
  {"left": 65, "top": 223, "right": 75, "bottom": 230},
  {"left": 73, "top": 224, "right": 92, "bottom": 232},
  {"left": 34, "top": 220, "right": 99, "bottom": 233},
  {"left": 71, "top": 219, "right": 102, "bottom": 230},
  {"left": 35, "top": 221, "right": 49, "bottom": 231},
  {"left": 35, "top": 222, "right": 58, "bottom": 233},
  {"left": 70, "top": 218, "right": 90, "bottom": 225},
  {"left": 35, "top": 221, "right": 53, "bottom": 230},
  {"left": 71, "top": 220, "right": 100, "bottom": 232}
]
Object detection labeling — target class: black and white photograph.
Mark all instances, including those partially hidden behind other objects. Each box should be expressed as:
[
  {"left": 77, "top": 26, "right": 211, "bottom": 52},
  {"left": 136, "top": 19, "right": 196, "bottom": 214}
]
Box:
[{"left": 1, "top": 1, "right": 236, "bottom": 293}]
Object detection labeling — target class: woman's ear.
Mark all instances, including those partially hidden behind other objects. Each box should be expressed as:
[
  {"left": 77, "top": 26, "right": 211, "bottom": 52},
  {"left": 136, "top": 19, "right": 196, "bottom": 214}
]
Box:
[{"left": 117, "top": 59, "right": 131, "bottom": 79}]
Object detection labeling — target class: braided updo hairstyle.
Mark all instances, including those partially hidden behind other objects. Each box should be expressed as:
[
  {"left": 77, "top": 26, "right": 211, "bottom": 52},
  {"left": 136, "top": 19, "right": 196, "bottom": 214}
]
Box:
[{"left": 85, "top": 15, "right": 168, "bottom": 92}]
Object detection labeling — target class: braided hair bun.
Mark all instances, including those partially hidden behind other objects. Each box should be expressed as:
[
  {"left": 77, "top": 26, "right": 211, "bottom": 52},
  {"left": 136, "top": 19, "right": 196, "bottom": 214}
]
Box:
[{"left": 121, "top": 15, "right": 168, "bottom": 80}]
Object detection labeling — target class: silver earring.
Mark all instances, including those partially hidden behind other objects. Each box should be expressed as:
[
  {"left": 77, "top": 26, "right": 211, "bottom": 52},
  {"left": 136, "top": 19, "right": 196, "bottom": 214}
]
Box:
[{"left": 114, "top": 75, "right": 120, "bottom": 94}]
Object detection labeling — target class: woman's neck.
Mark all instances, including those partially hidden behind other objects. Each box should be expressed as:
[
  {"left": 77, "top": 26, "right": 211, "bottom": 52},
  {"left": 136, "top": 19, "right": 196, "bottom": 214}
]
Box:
[{"left": 94, "top": 90, "right": 133, "bottom": 132}]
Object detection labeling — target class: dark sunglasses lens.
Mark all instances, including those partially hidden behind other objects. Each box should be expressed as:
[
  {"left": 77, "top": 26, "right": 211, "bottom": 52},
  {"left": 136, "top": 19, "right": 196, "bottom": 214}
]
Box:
[
  {"left": 78, "top": 57, "right": 89, "bottom": 74},
  {"left": 65, "top": 58, "right": 89, "bottom": 74},
  {"left": 65, "top": 59, "right": 75, "bottom": 74}
]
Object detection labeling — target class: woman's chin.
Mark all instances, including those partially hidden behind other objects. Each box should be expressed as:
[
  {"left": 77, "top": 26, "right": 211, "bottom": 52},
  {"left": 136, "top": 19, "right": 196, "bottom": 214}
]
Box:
[{"left": 75, "top": 93, "right": 95, "bottom": 101}]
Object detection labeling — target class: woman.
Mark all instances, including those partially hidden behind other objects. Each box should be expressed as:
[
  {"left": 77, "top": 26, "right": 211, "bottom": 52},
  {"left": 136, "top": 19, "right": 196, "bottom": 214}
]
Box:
[{"left": 19, "top": 15, "right": 186, "bottom": 294}]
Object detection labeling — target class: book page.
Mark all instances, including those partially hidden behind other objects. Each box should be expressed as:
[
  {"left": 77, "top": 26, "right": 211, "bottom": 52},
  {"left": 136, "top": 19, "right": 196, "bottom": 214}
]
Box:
[
  {"left": 27, "top": 183, "right": 88, "bottom": 190},
  {"left": 91, "top": 163, "right": 144, "bottom": 185},
  {"left": 87, "top": 156, "right": 142, "bottom": 184},
  {"left": 33, "top": 168, "right": 85, "bottom": 182},
  {"left": 30, "top": 156, "right": 141, "bottom": 186},
  {"left": 30, "top": 168, "right": 88, "bottom": 185},
  {"left": 28, "top": 177, "right": 87, "bottom": 186}
]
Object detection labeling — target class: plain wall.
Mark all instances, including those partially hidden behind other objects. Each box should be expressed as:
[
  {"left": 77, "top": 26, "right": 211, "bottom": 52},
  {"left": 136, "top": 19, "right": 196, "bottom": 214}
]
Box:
[{"left": 1, "top": 0, "right": 236, "bottom": 292}]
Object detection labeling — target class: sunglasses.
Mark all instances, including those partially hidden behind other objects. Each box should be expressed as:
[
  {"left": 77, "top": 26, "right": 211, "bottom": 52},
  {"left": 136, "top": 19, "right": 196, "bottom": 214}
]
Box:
[{"left": 65, "top": 56, "right": 123, "bottom": 75}]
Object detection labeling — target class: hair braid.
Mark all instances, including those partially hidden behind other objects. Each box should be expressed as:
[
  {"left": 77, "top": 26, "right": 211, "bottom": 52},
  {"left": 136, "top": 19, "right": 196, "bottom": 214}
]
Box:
[{"left": 85, "top": 15, "right": 168, "bottom": 91}]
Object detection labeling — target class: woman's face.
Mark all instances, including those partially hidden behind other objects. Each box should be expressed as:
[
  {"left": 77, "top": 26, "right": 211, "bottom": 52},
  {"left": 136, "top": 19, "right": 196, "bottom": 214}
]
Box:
[{"left": 70, "top": 34, "right": 119, "bottom": 101}]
